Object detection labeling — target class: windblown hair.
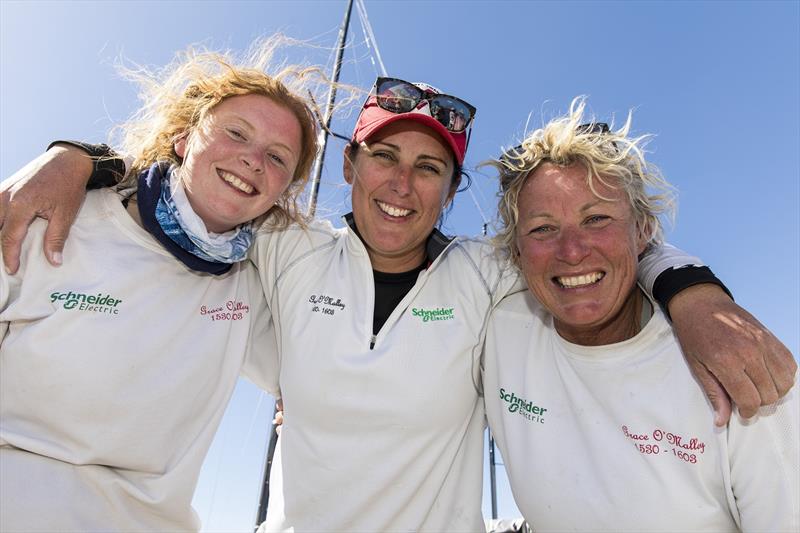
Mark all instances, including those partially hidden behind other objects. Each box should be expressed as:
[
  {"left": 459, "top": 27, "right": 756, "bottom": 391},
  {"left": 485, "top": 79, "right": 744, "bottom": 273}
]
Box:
[
  {"left": 110, "top": 35, "right": 334, "bottom": 229},
  {"left": 491, "top": 96, "right": 676, "bottom": 268}
]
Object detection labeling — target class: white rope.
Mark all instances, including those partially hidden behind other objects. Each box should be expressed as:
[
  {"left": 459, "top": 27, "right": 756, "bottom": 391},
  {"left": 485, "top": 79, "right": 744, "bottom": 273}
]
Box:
[
  {"left": 355, "top": 0, "right": 388, "bottom": 77},
  {"left": 466, "top": 186, "right": 491, "bottom": 236}
]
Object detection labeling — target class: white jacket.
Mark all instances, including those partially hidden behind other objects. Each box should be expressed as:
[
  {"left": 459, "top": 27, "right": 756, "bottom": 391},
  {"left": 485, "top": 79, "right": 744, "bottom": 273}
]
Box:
[
  {"left": 252, "top": 214, "right": 517, "bottom": 532},
  {"left": 251, "top": 214, "right": 701, "bottom": 532},
  {"left": 0, "top": 189, "right": 275, "bottom": 532}
]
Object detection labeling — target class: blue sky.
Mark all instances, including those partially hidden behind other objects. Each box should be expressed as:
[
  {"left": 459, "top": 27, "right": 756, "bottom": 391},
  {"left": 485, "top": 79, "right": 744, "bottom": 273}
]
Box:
[{"left": 2, "top": 1, "right": 798, "bottom": 530}]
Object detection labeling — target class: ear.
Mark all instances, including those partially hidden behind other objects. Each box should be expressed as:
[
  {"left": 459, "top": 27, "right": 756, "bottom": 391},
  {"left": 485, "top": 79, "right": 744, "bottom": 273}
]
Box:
[
  {"left": 444, "top": 184, "right": 458, "bottom": 209},
  {"left": 635, "top": 218, "right": 651, "bottom": 256},
  {"left": 343, "top": 145, "right": 354, "bottom": 185},
  {"left": 174, "top": 134, "right": 188, "bottom": 159}
]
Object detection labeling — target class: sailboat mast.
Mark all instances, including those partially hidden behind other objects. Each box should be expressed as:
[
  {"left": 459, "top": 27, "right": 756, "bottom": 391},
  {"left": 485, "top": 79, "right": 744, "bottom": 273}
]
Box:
[{"left": 306, "top": 0, "right": 355, "bottom": 217}]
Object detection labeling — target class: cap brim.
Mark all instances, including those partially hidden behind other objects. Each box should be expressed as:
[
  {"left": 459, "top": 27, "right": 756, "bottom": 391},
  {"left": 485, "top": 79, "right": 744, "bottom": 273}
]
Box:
[{"left": 353, "top": 106, "right": 466, "bottom": 165}]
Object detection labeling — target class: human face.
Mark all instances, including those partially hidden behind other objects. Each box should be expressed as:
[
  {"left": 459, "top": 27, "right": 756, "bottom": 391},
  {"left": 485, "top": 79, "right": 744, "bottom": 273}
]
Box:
[
  {"left": 515, "top": 162, "right": 648, "bottom": 345},
  {"left": 343, "top": 120, "right": 457, "bottom": 273},
  {"left": 175, "top": 93, "right": 302, "bottom": 233}
]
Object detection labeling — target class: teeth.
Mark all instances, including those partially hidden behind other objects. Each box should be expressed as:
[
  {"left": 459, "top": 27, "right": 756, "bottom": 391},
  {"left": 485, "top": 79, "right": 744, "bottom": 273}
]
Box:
[
  {"left": 377, "top": 201, "right": 411, "bottom": 218},
  {"left": 557, "top": 272, "right": 604, "bottom": 288},
  {"left": 220, "top": 170, "right": 254, "bottom": 194}
]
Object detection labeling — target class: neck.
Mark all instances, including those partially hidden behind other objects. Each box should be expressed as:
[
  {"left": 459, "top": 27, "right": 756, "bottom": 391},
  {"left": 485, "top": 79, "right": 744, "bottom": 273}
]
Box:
[
  {"left": 555, "top": 288, "right": 645, "bottom": 346},
  {"left": 368, "top": 247, "right": 427, "bottom": 273}
]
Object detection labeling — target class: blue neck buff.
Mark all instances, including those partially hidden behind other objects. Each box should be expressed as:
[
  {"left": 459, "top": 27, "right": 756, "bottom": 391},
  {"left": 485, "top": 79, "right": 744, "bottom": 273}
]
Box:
[{"left": 137, "top": 162, "right": 253, "bottom": 275}]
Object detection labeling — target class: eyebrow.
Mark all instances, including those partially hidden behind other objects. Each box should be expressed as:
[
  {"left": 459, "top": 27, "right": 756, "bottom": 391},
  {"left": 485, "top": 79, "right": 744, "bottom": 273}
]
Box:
[
  {"left": 371, "top": 141, "right": 449, "bottom": 166},
  {"left": 521, "top": 199, "right": 615, "bottom": 219}
]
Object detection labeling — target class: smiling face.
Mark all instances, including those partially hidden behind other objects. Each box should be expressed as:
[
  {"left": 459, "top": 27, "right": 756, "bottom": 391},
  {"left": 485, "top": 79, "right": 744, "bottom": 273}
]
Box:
[
  {"left": 515, "top": 162, "right": 648, "bottom": 345},
  {"left": 174, "top": 93, "right": 302, "bottom": 233},
  {"left": 343, "top": 120, "right": 457, "bottom": 273}
]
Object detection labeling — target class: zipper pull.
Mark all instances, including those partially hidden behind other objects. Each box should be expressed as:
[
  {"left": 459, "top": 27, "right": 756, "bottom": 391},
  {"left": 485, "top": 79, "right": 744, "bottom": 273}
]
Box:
[{"left": 369, "top": 334, "right": 376, "bottom": 350}]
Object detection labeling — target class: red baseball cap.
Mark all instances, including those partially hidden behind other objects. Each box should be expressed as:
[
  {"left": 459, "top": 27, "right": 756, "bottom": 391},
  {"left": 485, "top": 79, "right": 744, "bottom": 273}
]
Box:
[{"left": 351, "top": 79, "right": 474, "bottom": 166}]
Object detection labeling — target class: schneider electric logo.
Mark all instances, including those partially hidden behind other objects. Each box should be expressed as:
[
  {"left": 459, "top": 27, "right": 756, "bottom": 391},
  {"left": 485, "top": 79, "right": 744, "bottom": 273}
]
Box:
[
  {"left": 411, "top": 307, "right": 454, "bottom": 323},
  {"left": 499, "top": 388, "right": 547, "bottom": 424},
  {"left": 50, "top": 291, "right": 123, "bottom": 315}
]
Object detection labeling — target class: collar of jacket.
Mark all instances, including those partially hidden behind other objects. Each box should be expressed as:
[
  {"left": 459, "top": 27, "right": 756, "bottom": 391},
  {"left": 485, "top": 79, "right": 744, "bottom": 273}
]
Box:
[{"left": 343, "top": 212, "right": 455, "bottom": 265}]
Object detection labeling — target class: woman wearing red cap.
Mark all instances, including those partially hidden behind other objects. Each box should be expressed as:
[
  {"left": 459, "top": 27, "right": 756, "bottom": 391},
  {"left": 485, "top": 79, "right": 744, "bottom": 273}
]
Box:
[{"left": 0, "top": 77, "right": 795, "bottom": 531}]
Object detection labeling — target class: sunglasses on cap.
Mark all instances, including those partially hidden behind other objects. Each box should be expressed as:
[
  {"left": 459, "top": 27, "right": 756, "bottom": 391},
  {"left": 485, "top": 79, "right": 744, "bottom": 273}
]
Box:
[{"left": 370, "top": 77, "right": 476, "bottom": 134}]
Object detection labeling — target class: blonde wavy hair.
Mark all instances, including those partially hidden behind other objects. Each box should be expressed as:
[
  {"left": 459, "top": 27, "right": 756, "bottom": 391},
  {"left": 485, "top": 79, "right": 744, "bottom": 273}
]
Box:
[
  {"left": 491, "top": 96, "right": 676, "bottom": 268},
  {"left": 110, "top": 35, "right": 333, "bottom": 229}
]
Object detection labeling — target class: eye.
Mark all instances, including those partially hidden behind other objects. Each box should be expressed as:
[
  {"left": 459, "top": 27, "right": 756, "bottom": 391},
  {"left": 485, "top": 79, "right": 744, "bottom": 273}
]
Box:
[
  {"left": 226, "top": 128, "right": 246, "bottom": 141},
  {"left": 585, "top": 214, "right": 610, "bottom": 225},
  {"left": 529, "top": 225, "right": 555, "bottom": 236},
  {"left": 372, "top": 150, "right": 396, "bottom": 161},
  {"left": 268, "top": 153, "right": 286, "bottom": 167},
  {"left": 418, "top": 163, "right": 442, "bottom": 175}
]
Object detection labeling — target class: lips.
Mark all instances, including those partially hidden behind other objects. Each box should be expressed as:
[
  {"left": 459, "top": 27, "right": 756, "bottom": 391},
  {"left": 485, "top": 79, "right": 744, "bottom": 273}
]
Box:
[
  {"left": 555, "top": 271, "right": 605, "bottom": 288},
  {"left": 218, "top": 169, "right": 255, "bottom": 195},
  {"left": 376, "top": 200, "right": 413, "bottom": 218}
]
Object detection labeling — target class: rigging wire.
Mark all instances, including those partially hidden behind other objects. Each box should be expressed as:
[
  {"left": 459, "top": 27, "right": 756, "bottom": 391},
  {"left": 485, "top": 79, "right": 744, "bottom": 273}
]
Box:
[
  {"left": 467, "top": 186, "right": 491, "bottom": 236},
  {"left": 355, "top": 0, "right": 388, "bottom": 77},
  {"left": 240, "top": 391, "right": 267, "bottom": 454}
]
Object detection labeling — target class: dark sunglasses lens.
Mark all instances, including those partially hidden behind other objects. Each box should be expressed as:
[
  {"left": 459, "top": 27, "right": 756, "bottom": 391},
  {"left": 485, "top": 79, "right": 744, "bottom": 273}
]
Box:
[
  {"left": 577, "top": 122, "right": 609, "bottom": 134},
  {"left": 376, "top": 79, "right": 421, "bottom": 113},
  {"left": 428, "top": 95, "right": 473, "bottom": 132}
]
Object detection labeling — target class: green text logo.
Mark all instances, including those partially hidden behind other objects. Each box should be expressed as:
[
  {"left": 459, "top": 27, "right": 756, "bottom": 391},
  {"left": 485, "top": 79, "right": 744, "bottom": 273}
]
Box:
[
  {"left": 499, "top": 388, "right": 547, "bottom": 424},
  {"left": 411, "top": 307, "right": 455, "bottom": 323},
  {"left": 50, "top": 291, "right": 123, "bottom": 315}
]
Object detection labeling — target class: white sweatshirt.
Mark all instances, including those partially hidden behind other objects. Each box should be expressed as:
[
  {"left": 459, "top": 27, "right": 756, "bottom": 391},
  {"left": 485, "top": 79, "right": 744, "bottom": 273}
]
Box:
[
  {"left": 0, "top": 189, "right": 276, "bottom": 532},
  {"left": 250, "top": 215, "right": 702, "bottom": 532},
  {"left": 483, "top": 290, "right": 799, "bottom": 532}
]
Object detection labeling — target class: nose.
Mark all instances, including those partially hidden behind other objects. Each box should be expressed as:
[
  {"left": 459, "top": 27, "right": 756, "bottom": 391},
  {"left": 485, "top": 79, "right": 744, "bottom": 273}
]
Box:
[
  {"left": 389, "top": 164, "right": 413, "bottom": 196},
  {"left": 555, "top": 226, "right": 591, "bottom": 265},
  {"left": 241, "top": 149, "right": 264, "bottom": 173}
]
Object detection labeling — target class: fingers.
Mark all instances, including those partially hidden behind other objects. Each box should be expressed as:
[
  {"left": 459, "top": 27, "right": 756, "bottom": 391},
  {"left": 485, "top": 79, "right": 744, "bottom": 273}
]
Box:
[
  {"left": 764, "top": 339, "right": 798, "bottom": 399},
  {"left": 0, "top": 189, "right": 8, "bottom": 228},
  {"left": 670, "top": 284, "right": 796, "bottom": 421},
  {"left": 741, "top": 353, "right": 781, "bottom": 409},
  {"left": 687, "top": 356, "right": 733, "bottom": 426},
  {"left": 272, "top": 399, "right": 284, "bottom": 435},
  {"left": 0, "top": 207, "right": 37, "bottom": 275},
  {"left": 717, "top": 367, "right": 762, "bottom": 419},
  {"left": 718, "top": 310, "right": 795, "bottom": 413},
  {"left": 42, "top": 206, "right": 78, "bottom": 267}
]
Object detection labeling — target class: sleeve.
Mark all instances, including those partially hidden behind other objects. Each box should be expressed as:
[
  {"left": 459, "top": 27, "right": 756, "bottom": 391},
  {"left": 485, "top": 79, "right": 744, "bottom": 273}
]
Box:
[
  {"left": 727, "top": 379, "right": 800, "bottom": 532},
  {"left": 47, "top": 140, "right": 127, "bottom": 189},
  {"left": 239, "top": 269, "right": 280, "bottom": 397},
  {"left": 637, "top": 242, "right": 731, "bottom": 312}
]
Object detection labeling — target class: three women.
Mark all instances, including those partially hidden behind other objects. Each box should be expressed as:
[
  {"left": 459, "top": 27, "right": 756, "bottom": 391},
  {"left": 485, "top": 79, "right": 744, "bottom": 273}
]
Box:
[{"left": 1, "top": 71, "right": 796, "bottom": 531}]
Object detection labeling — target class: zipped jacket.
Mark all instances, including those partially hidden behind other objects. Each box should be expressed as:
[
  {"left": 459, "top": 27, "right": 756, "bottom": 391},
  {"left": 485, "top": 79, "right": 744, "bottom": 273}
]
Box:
[{"left": 252, "top": 214, "right": 518, "bottom": 532}]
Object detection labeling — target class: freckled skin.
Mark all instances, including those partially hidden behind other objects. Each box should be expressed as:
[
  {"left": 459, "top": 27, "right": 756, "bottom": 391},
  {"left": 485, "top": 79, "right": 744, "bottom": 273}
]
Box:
[
  {"left": 175, "top": 94, "right": 302, "bottom": 233},
  {"left": 515, "top": 162, "right": 648, "bottom": 345},
  {"left": 343, "top": 121, "right": 457, "bottom": 273}
]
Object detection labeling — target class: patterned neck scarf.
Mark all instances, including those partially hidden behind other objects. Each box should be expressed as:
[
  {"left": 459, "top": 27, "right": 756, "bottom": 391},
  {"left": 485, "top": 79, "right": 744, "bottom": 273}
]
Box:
[{"left": 137, "top": 162, "right": 253, "bottom": 275}]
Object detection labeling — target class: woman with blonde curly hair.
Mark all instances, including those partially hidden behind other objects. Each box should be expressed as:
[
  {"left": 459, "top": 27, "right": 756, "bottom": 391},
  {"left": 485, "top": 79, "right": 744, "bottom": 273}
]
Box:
[
  {"left": 483, "top": 97, "right": 798, "bottom": 531},
  {"left": 0, "top": 37, "right": 321, "bottom": 531}
]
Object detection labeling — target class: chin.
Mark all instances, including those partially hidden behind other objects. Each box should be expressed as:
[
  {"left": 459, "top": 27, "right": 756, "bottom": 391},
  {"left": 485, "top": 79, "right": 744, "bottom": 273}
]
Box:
[{"left": 553, "top": 304, "right": 610, "bottom": 327}]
